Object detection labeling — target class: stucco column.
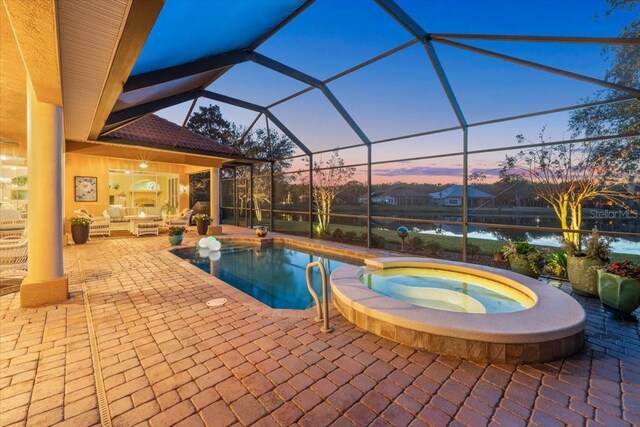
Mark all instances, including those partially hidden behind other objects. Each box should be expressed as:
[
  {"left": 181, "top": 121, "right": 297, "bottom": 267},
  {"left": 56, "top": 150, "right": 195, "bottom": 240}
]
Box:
[
  {"left": 21, "top": 80, "right": 68, "bottom": 307},
  {"left": 210, "top": 167, "right": 220, "bottom": 225},
  {"left": 207, "top": 167, "right": 222, "bottom": 235}
]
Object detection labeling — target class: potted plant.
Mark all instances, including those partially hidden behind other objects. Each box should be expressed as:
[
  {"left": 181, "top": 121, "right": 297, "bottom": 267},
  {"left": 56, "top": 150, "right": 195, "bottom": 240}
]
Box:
[
  {"left": 543, "top": 252, "right": 568, "bottom": 279},
  {"left": 501, "top": 241, "right": 545, "bottom": 279},
  {"left": 597, "top": 260, "right": 640, "bottom": 318},
  {"left": 69, "top": 216, "right": 91, "bottom": 244},
  {"left": 193, "top": 214, "right": 210, "bottom": 236},
  {"left": 161, "top": 201, "right": 177, "bottom": 216},
  {"left": 168, "top": 226, "right": 186, "bottom": 246},
  {"left": 566, "top": 228, "right": 611, "bottom": 297}
]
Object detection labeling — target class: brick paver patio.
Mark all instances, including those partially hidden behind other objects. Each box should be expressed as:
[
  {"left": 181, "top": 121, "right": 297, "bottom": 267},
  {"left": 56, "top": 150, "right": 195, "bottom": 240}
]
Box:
[{"left": 1, "top": 226, "right": 639, "bottom": 426}]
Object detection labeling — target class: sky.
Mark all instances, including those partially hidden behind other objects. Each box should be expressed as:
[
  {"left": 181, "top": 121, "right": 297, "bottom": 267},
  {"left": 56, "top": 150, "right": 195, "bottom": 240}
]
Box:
[{"left": 154, "top": 0, "right": 637, "bottom": 184}]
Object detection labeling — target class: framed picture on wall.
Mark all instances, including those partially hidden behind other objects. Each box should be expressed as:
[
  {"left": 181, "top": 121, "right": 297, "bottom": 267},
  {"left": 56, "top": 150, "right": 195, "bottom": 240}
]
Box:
[{"left": 74, "top": 176, "right": 97, "bottom": 202}]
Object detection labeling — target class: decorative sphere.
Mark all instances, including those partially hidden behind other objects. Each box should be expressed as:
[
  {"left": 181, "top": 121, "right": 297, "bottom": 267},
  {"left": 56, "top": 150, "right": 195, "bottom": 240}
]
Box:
[
  {"left": 396, "top": 226, "right": 409, "bottom": 238},
  {"left": 209, "top": 239, "right": 222, "bottom": 251},
  {"left": 209, "top": 251, "right": 221, "bottom": 261},
  {"left": 256, "top": 226, "right": 268, "bottom": 237},
  {"left": 198, "top": 248, "right": 210, "bottom": 258},
  {"left": 198, "top": 237, "right": 209, "bottom": 249}
]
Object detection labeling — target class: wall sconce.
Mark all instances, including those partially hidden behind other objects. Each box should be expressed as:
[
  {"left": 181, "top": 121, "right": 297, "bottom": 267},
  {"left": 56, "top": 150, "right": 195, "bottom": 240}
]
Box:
[{"left": 181, "top": 185, "right": 188, "bottom": 194}]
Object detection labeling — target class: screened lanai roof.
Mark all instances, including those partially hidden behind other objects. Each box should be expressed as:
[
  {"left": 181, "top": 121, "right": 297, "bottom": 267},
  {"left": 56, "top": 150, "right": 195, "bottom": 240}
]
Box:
[{"left": 99, "top": 0, "right": 640, "bottom": 159}]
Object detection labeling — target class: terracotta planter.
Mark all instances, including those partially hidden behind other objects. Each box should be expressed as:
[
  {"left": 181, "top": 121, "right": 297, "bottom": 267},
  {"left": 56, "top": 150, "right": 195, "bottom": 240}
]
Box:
[
  {"left": 168, "top": 234, "right": 183, "bottom": 246},
  {"left": 196, "top": 220, "right": 210, "bottom": 236},
  {"left": 597, "top": 270, "right": 640, "bottom": 316},
  {"left": 70, "top": 224, "right": 89, "bottom": 245},
  {"left": 567, "top": 256, "right": 605, "bottom": 297},
  {"left": 508, "top": 255, "right": 539, "bottom": 279}
]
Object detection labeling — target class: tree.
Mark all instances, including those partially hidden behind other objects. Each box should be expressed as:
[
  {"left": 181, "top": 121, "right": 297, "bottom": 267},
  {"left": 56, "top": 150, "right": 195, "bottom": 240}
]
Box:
[
  {"left": 235, "top": 127, "right": 296, "bottom": 222},
  {"left": 499, "top": 129, "right": 633, "bottom": 248},
  {"left": 186, "top": 104, "right": 296, "bottom": 222},
  {"left": 568, "top": 0, "right": 639, "bottom": 177},
  {"left": 303, "top": 151, "right": 355, "bottom": 232},
  {"left": 501, "top": 1, "right": 639, "bottom": 247},
  {"left": 186, "top": 104, "right": 235, "bottom": 145}
]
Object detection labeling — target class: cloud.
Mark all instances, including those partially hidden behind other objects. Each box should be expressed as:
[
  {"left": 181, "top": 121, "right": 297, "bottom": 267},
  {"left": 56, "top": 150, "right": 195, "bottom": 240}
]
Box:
[
  {"left": 373, "top": 166, "right": 463, "bottom": 177},
  {"left": 469, "top": 168, "right": 502, "bottom": 177}
]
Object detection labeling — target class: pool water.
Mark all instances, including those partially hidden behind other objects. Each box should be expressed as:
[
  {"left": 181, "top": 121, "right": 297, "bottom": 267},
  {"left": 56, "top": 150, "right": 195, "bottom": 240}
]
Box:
[
  {"left": 171, "top": 244, "right": 361, "bottom": 309},
  {"left": 361, "top": 268, "right": 534, "bottom": 314}
]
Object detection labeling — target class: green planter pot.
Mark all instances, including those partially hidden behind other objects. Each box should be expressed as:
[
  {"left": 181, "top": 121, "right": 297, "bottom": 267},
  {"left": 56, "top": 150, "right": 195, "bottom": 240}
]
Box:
[
  {"left": 168, "top": 234, "right": 183, "bottom": 246},
  {"left": 508, "top": 255, "right": 539, "bottom": 279},
  {"left": 597, "top": 270, "right": 640, "bottom": 316},
  {"left": 567, "top": 256, "right": 605, "bottom": 297}
]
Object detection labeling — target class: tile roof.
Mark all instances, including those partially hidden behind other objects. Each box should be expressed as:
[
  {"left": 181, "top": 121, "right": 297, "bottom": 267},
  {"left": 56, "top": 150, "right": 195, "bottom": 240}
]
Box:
[{"left": 103, "top": 114, "right": 233, "bottom": 155}]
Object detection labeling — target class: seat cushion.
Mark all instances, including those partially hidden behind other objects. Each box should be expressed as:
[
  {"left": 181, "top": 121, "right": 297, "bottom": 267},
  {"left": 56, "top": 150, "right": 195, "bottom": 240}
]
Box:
[
  {"left": 106, "top": 207, "right": 122, "bottom": 218},
  {"left": 147, "top": 207, "right": 162, "bottom": 216},
  {"left": 136, "top": 223, "right": 159, "bottom": 229}
]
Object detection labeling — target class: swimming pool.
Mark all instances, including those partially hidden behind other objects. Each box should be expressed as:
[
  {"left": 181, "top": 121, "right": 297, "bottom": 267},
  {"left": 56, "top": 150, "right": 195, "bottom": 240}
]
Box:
[{"left": 171, "top": 243, "right": 361, "bottom": 309}]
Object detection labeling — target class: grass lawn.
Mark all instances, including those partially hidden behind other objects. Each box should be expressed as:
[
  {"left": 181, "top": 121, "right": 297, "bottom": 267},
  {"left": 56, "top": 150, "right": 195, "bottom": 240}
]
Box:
[{"left": 228, "top": 218, "right": 640, "bottom": 264}]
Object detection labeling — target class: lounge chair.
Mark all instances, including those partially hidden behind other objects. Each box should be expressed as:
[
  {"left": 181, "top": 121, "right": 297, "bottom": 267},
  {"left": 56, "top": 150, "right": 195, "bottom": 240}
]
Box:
[
  {"left": 0, "top": 233, "right": 28, "bottom": 278},
  {"left": 0, "top": 209, "right": 26, "bottom": 239},
  {"left": 164, "top": 209, "right": 194, "bottom": 229}
]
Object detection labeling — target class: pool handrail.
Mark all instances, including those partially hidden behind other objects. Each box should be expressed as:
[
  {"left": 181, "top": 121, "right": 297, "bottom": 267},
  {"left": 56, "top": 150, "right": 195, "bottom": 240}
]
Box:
[{"left": 306, "top": 260, "right": 333, "bottom": 333}]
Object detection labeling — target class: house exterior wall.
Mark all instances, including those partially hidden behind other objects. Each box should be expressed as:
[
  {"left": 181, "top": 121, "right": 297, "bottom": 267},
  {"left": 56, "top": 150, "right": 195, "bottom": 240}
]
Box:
[{"left": 64, "top": 152, "right": 204, "bottom": 226}]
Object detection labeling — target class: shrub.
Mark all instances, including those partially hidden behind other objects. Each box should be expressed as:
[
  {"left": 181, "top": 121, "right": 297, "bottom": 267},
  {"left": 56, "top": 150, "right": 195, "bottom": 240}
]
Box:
[
  {"left": 424, "top": 240, "right": 442, "bottom": 256},
  {"left": 360, "top": 232, "right": 385, "bottom": 249},
  {"left": 584, "top": 228, "right": 611, "bottom": 262},
  {"left": 564, "top": 228, "right": 612, "bottom": 262},
  {"left": 501, "top": 241, "right": 547, "bottom": 275},
  {"left": 192, "top": 214, "right": 210, "bottom": 222},
  {"left": 466, "top": 243, "right": 480, "bottom": 257},
  {"left": 544, "top": 252, "right": 568, "bottom": 278},
  {"left": 161, "top": 201, "right": 177, "bottom": 215},
  {"left": 344, "top": 231, "right": 358, "bottom": 244},
  {"left": 371, "top": 234, "right": 386, "bottom": 249},
  {"left": 331, "top": 228, "right": 345, "bottom": 242},
  {"left": 550, "top": 252, "right": 568, "bottom": 270},
  {"left": 502, "top": 241, "right": 537, "bottom": 257},
  {"left": 168, "top": 226, "right": 186, "bottom": 236},
  {"left": 407, "top": 236, "right": 424, "bottom": 253},
  {"left": 604, "top": 259, "right": 640, "bottom": 280},
  {"left": 69, "top": 216, "right": 91, "bottom": 226},
  {"left": 544, "top": 262, "right": 565, "bottom": 278},
  {"left": 314, "top": 225, "right": 331, "bottom": 240}
]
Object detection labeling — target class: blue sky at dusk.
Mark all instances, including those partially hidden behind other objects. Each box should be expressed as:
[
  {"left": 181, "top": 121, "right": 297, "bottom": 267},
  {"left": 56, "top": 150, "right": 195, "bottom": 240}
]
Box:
[{"left": 155, "top": 0, "right": 637, "bottom": 183}]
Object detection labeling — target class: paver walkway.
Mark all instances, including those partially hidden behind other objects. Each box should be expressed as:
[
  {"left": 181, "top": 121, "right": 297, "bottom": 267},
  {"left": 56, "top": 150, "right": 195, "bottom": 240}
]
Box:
[{"left": 1, "top": 227, "right": 639, "bottom": 426}]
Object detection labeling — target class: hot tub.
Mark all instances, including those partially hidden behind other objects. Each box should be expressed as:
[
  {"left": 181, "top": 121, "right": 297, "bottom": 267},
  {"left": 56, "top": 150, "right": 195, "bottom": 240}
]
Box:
[{"left": 330, "top": 257, "right": 585, "bottom": 363}]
